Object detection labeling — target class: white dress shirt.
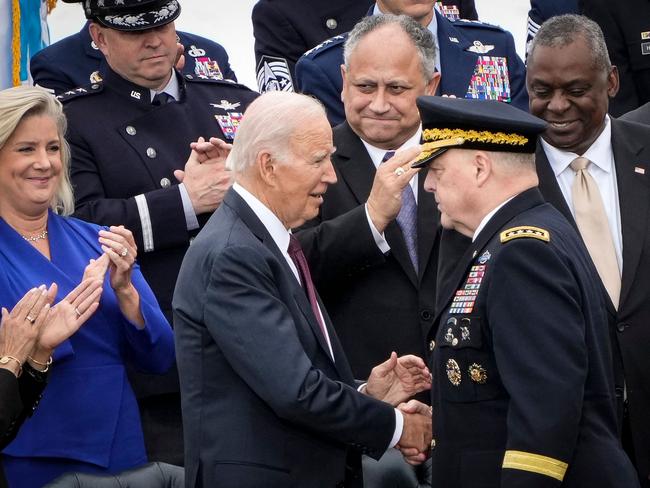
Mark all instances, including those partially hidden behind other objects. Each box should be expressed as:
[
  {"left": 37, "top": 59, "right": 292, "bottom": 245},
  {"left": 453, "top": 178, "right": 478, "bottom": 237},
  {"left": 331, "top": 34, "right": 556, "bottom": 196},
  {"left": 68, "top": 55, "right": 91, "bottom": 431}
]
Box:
[
  {"left": 540, "top": 116, "right": 623, "bottom": 274},
  {"left": 233, "top": 182, "right": 404, "bottom": 449},
  {"left": 362, "top": 128, "right": 422, "bottom": 254}
]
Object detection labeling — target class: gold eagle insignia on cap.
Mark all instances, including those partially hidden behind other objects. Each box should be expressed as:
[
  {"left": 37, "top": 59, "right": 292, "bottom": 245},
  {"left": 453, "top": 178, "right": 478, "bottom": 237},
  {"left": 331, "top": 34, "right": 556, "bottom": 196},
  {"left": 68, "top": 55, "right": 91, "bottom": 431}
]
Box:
[{"left": 500, "top": 226, "right": 550, "bottom": 243}]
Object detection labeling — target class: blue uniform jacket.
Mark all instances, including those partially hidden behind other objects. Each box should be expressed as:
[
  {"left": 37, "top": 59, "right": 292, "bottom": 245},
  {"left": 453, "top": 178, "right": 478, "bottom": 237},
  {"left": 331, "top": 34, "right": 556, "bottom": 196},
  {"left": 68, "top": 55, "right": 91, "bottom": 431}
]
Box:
[
  {"left": 526, "top": 0, "right": 579, "bottom": 51},
  {"left": 30, "top": 22, "right": 237, "bottom": 95},
  {"left": 295, "top": 9, "right": 528, "bottom": 125},
  {"left": 0, "top": 213, "right": 174, "bottom": 472}
]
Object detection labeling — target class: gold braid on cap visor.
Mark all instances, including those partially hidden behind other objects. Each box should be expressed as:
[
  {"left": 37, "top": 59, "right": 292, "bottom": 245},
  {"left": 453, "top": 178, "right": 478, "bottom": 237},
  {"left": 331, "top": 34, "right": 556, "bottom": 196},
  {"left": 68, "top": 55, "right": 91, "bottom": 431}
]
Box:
[{"left": 422, "top": 128, "right": 529, "bottom": 147}]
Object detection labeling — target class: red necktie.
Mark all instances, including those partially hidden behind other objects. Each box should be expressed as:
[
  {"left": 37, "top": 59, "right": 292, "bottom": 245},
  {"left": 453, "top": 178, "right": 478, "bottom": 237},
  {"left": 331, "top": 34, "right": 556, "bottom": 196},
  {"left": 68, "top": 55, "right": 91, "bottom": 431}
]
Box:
[{"left": 287, "top": 235, "right": 330, "bottom": 342}]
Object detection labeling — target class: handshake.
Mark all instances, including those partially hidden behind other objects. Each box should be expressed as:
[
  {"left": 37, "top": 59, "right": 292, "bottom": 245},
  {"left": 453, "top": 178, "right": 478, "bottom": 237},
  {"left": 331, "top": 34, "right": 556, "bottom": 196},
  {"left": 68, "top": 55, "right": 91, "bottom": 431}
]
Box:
[{"left": 364, "top": 352, "right": 432, "bottom": 465}]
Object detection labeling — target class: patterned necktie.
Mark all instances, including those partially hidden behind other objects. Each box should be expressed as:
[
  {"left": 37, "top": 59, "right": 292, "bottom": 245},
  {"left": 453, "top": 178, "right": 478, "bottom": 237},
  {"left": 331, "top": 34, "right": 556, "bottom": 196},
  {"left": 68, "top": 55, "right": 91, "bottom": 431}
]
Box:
[
  {"left": 570, "top": 156, "right": 620, "bottom": 308},
  {"left": 383, "top": 151, "right": 419, "bottom": 273},
  {"left": 152, "top": 92, "right": 173, "bottom": 106},
  {"left": 287, "top": 235, "right": 331, "bottom": 346}
]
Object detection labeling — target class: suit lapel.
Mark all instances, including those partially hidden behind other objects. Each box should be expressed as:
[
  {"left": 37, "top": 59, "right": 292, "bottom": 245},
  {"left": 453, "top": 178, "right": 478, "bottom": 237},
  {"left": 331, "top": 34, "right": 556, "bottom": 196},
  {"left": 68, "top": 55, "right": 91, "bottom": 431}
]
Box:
[
  {"left": 333, "top": 123, "right": 418, "bottom": 285},
  {"left": 225, "top": 191, "right": 339, "bottom": 367},
  {"left": 611, "top": 120, "right": 650, "bottom": 307},
  {"left": 436, "top": 13, "right": 477, "bottom": 97}
]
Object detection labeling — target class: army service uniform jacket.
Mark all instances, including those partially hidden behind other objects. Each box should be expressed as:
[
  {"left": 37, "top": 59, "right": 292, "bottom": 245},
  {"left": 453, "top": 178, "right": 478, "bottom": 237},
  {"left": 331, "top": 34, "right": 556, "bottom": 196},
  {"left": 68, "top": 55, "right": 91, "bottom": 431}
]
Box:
[
  {"left": 429, "top": 188, "right": 638, "bottom": 488},
  {"left": 61, "top": 68, "right": 258, "bottom": 325},
  {"left": 295, "top": 9, "right": 528, "bottom": 126},
  {"left": 30, "top": 22, "right": 237, "bottom": 95}
]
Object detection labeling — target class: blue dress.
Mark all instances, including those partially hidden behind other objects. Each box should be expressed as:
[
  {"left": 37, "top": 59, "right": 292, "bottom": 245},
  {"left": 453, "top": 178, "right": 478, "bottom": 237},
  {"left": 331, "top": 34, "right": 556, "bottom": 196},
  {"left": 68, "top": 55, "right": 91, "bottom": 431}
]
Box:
[{"left": 0, "top": 212, "right": 175, "bottom": 488}]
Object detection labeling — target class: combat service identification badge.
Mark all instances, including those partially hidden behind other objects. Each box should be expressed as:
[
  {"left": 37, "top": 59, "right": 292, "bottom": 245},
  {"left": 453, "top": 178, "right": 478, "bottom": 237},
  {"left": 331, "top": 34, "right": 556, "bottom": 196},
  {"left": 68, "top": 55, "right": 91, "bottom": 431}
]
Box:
[{"left": 256, "top": 55, "right": 294, "bottom": 93}]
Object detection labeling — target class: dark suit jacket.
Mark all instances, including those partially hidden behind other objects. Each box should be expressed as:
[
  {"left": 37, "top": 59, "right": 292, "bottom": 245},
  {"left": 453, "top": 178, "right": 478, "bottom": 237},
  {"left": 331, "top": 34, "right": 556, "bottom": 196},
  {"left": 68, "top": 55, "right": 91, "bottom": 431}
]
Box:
[
  {"left": 173, "top": 189, "right": 395, "bottom": 488},
  {"left": 536, "top": 118, "right": 650, "bottom": 483},
  {"left": 30, "top": 23, "right": 237, "bottom": 95},
  {"left": 298, "top": 122, "right": 440, "bottom": 380},
  {"left": 0, "top": 368, "right": 46, "bottom": 488}
]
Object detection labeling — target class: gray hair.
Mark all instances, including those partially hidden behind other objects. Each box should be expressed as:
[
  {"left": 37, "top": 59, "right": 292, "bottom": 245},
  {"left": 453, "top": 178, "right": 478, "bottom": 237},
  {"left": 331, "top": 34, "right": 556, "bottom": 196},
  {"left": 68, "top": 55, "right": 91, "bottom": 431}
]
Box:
[
  {"left": 343, "top": 14, "right": 437, "bottom": 82},
  {"left": 226, "top": 92, "right": 328, "bottom": 174},
  {"left": 528, "top": 14, "right": 611, "bottom": 72},
  {"left": 0, "top": 86, "right": 74, "bottom": 216}
]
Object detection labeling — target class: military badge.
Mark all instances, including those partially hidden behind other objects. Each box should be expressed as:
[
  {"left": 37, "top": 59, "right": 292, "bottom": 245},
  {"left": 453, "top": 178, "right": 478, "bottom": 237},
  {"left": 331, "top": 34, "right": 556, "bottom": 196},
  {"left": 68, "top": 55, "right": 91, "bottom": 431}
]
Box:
[
  {"left": 215, "top": 113, "right": 243, "bottom": 141},
  {"left": 89, "top": 70, "right": 103, "bottom": 84},
  {"left": 194, "top": 57, "right": 223, "bottom": 80},
  {"left": 256, "top": 55, "right": 294, "bottom": 93},
  {"left": 187, "top": 45, "right": 206, "bottom": 57},
  {"left": 210, "top": 100, "right": 241, "bottom": 111},
  {"left": 500, "top": 226, "right": 550, "bottom": 243},
  {"left": 439, "top": 5, "right": 460, "bottom": 21},
  {"left": 450, "top": 265, "right": 485, "bottom": 314},
  {"left": 466, "top": 56, "right": 511, "bottom": 103},
  {"left": 460, "top": 326, "right": 470, "bottom": 341},
  {"left": 468, "top": 363, "right": 487, "bottom": 384},
  {"left": 478, "top": 250, "right": 491, "bottom": 264},
  {"left": 635, "top": 167, "right": 646, "bottom": 175},
  {"left": 642, "top": 32, "right": 650, "bottom": 40},
  {"left": 642, "top": 43, "right": 650, "bottom": 56},
  {"left": 467, "top": 40, "right": 495, "bottom": 54},
  {"left": 446, "top": 359, "right": 462, "bottom": 386}
]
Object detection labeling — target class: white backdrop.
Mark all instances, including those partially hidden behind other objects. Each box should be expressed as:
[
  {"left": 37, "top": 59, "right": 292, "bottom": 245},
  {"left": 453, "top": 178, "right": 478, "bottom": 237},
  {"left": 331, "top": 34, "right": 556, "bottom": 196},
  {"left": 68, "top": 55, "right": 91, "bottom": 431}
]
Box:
[{"left": 45, "top": 0, "right": 530, "bottom": 90}]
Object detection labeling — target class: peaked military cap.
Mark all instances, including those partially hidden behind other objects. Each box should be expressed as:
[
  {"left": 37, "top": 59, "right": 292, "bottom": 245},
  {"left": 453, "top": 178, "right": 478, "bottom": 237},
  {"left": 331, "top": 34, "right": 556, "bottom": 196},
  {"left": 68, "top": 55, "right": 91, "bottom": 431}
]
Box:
[
  {"left": 412, "top": 96, "right": 547, "bottom": 167},
  {"left": 68, "top": 0, "right": 181, "bottom": 31}
]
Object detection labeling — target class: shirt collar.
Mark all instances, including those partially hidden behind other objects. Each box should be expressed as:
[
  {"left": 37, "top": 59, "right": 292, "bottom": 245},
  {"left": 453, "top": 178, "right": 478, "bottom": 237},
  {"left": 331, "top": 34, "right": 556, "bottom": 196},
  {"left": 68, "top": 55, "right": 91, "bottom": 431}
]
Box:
[
  {"left": 472, "top": 196, "right": 515, "bottom": 242},
  {"left": 150, "top": 69, "right": 180, "bottom": 102},
  {"left": 541, "top": 115, "right": 613, "bottom": 176},
  {"left": 232, "top": 183, "right": 291, "bottom": 254},
  {"left": 361, "top": 126, "right": 422, "bottom": 169}
]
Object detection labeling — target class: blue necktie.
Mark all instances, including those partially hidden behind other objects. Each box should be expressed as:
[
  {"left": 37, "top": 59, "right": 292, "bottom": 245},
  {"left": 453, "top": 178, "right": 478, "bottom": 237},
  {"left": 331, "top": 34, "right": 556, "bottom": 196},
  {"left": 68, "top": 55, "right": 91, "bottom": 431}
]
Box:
[
  {"left": 383, "top": 151, "right": 418, "bottom": 273},
  {"left": 152, "top": 92, "right": 173, "bottom": 106}
]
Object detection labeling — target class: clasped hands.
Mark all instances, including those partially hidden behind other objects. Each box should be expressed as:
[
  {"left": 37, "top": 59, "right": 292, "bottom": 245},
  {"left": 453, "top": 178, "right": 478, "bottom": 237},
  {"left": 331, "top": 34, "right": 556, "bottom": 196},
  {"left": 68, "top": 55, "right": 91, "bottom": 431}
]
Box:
[
  {"left": 175, "top": 136, "right": 233, "bottom": 215},
  {"left": 364, "top": 352, "right": 432, "bottom": 465}
]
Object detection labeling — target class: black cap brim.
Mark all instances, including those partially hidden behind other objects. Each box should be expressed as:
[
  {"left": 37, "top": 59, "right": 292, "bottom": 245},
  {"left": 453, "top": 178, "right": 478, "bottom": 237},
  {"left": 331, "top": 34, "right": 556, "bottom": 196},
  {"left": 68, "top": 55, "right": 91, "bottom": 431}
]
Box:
[
  {"left": 94, "top": 0, "right": 180, "bottom": 31},
  {"left": 411, "top": 147, "right": 450, "bottom": 168}
]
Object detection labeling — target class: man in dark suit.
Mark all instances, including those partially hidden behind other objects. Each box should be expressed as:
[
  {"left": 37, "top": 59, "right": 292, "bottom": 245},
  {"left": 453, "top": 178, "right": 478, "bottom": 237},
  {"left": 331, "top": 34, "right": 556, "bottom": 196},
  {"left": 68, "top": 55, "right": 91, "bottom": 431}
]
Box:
[
  {"left": 59, "top": 0, "right": 258, "bottom": 466},
  {"left": 580, "top": 0, "right": 650, "bottom": 116},
  {"left": 410, "top": 94, "right": 639, "bottom": 487},
  {"left": 298, "top": 15, "right": 439, "bottom": 486},
  {"left": 173, "top": 91, "right": 432, "bottom": 488},
  {"left": 527, "top": 14, "right": 650, "bottom": 487},
  {"left": 295, "top": 0, "right": 526, "bottom": 125},
  {"left": 30, "top": 20, "right": 237, "bottom": 95}
]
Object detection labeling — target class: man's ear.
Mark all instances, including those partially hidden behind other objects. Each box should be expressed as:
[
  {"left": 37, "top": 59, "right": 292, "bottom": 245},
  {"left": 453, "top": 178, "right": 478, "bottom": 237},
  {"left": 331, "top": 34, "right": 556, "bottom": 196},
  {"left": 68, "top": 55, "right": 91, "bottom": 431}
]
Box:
[
  {"left": 424, "top": 71, "right": 441, "bottom": 96},
  {"left": 88, "top": 22, "right": 109, "bottom": 57},
  {"left": 340, "top": 64, "right": 347, "bottom": 103},
  {"left": 257, "top": 151, "right": 278, "bottom": 187},
  {"left": 474, "top": 151, "right": 492, "bottom": 187}
]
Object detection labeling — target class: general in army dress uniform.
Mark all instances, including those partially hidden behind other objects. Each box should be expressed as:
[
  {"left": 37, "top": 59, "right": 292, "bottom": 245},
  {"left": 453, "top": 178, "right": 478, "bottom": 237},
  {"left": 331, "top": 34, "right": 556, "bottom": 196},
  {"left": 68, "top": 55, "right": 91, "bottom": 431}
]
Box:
[
  {"left": 410, "top": 96, "right": 638, "bottom": 487},
  {"left": 58, "top": 0, "right": 258, "bottom": 466}
]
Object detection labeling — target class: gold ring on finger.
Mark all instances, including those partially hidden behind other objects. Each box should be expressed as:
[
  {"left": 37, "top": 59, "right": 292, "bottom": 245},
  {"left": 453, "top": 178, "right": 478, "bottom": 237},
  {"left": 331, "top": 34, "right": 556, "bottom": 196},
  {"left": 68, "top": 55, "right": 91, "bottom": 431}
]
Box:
[
  {"left": 25, "top": 315, "right": 36, "bottom": 324},
  {"left": 394, "top": 167, "right": 405, "bottom": 177}
]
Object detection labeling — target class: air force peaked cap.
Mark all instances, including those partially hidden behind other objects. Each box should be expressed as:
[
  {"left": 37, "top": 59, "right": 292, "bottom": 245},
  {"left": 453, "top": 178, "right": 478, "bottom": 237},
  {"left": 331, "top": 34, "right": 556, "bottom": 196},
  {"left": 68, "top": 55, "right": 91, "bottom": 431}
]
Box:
[
  {"left": 412, "top": 96, "right": 547, "bottom": 168},
  {"left": 71, "top": 0, "right": 181, "bottom": 31}
]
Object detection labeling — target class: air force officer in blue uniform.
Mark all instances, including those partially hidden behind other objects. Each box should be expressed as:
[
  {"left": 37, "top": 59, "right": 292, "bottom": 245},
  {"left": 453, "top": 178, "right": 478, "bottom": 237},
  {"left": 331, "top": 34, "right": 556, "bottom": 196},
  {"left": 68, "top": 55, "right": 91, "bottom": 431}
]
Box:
[
  {"left": 31, "top": 14, "right": 237, "bottom": 95},
  {"left": 295, "top": 1, "right": 527, "bottom": 125}
]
